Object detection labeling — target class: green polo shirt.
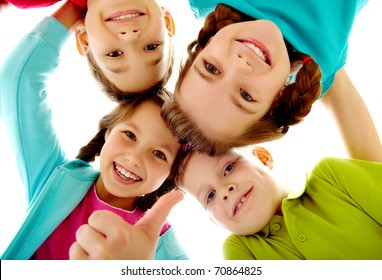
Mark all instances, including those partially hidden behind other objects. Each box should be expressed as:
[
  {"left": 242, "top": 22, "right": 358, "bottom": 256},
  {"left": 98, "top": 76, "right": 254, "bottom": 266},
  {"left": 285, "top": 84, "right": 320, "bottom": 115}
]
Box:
[{"left": 223, "top": 157, "right": 382, "bottom": 259}]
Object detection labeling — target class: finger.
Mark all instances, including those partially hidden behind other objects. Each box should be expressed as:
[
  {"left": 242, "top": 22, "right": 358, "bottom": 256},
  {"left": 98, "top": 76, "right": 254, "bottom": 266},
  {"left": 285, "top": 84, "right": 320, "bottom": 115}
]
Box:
[
  {"left": 75, "top": 223, "right": 108, "bottom": 257},
  {"left": 69, "top": 241, "right": 89, "bottom": 260},
  {"left": 137, "top": 190, "right": 183, "bottom": 236},
  {"left": 87, "top": 210, "right": 129, "bottom": 239}
]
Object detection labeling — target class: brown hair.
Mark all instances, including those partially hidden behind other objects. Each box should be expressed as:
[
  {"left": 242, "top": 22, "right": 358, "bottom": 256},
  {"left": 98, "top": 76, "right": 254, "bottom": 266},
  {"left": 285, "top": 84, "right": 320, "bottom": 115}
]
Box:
[
  {"left": 86, "top": 34, "right": 175, "bottom": 102},
  {"left": 76, "top": 88, "right": 179, "bottom": 211},
  {"left": 162, "top": 4, "right": 322, "bottom": 156}
]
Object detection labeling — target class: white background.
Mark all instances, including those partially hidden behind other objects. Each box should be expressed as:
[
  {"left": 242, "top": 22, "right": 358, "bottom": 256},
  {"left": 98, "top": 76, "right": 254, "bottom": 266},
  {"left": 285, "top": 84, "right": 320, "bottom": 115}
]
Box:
[{"left": 0, "top": 0, "right": 381, "bottom": 260}]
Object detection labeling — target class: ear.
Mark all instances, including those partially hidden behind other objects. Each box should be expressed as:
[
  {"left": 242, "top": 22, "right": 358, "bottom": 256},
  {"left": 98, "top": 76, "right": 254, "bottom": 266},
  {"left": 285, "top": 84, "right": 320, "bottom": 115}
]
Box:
[
  {"left": 252, "top": 146, "right": 274, "bottom": 169},
  {"left": 75, "top": 20, "right": 89, "bottom": 56},
  {"left": 161, "top": 7, "right": 176, "bottom": 36}
]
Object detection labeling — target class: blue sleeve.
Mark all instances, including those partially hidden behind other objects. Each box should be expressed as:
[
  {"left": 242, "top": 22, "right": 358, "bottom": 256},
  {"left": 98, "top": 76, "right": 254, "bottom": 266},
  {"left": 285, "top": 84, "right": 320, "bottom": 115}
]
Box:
[
  {"left": 0, "top": 17, "right": 69, "bottom": 205},
  {"left": 155, "top": 226, "right": 189, "bottom": 260}
]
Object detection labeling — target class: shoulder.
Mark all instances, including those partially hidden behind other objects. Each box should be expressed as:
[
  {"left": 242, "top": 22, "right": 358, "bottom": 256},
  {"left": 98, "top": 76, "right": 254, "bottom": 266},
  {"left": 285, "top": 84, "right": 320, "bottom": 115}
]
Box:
[
  {"left": 58, "top": 159, "right": 100, "bottom": 181},
  {"left": 223, "top": 234, "right": 256, "bottom": 260}
]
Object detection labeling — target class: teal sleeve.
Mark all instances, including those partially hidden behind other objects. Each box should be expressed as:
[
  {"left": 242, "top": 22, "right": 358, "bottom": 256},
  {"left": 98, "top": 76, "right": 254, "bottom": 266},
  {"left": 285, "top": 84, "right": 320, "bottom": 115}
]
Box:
[
  {"left": 0, "top": 17, "right": 69, "bottom": 204},
  {"left": 155, "top": 226, "right": 189, "bottom": 260}
]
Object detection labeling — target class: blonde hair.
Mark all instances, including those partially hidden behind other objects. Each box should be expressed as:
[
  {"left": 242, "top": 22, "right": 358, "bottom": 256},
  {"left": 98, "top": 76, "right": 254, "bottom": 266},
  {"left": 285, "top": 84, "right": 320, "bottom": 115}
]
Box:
[{"left": 162, "top": 4, "right": 322, "bottom": 156}]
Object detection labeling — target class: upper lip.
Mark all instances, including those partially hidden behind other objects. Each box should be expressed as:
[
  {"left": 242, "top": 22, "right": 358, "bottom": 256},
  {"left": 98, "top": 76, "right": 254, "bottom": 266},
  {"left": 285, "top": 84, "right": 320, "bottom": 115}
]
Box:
[
  {"left": 236, "top": 39, "right": 271, "bottom": 66},
  {"left": 232, "top": 187, "right": 253, "bottom": 216}
]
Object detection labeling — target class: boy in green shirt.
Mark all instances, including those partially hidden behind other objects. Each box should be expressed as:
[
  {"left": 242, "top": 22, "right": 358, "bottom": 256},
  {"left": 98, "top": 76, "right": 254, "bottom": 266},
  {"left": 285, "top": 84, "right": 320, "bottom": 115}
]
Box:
[{"left": 173, "top": 147, "right": 382, "bottom": 259}]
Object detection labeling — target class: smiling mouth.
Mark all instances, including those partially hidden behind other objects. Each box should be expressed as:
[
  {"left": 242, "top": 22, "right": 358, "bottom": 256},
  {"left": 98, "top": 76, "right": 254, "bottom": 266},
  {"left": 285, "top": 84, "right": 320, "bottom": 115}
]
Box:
[
  {"left": 106, "top": 11, "right": 145, "bottom": 22},
  {"left": 233, "top": 188, "right": 252, "bottom": 216},
  {"left": 114, "top": 162, "right": 142, "bottom": 181},
  {"left": 237, "top": 40, "right": 271, "bottom": 65}
]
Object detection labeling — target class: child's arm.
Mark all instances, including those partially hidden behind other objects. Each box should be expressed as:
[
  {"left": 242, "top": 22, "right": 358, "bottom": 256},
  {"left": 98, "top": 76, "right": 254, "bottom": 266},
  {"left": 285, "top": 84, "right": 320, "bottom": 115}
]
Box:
[
  {"left": 52, "top": 0, "right": 85, "bottom": 32},
  {"left": 321, "top": 67, "right": 382, "bottom": 163},
  {"left": 0, "top": 5, "right": 75, "bottom": 203}
]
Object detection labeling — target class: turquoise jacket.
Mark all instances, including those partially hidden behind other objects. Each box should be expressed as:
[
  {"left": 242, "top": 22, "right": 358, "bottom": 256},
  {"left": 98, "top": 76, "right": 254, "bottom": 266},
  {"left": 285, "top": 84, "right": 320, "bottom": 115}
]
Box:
[
  {"left": 0, "top": 17, "right": 187, "bottom": 260},
  {"left": 188, "top": 0, "right": 368, "bottom": 94}
]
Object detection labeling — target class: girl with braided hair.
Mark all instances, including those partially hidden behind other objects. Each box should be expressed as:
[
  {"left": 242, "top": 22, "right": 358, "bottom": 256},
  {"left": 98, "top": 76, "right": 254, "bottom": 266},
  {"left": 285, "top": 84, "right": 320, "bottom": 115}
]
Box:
[
  {"left": 0, "top": 84, "right": 187, "bottom": 259},
  {"left": 162, "top": 0, "right": 381, "bottom": 162}
]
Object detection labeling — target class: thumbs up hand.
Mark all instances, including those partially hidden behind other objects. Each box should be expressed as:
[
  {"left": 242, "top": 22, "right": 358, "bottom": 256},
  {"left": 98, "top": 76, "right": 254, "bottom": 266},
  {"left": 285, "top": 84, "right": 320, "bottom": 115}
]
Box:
[{"left": 69, "top": 190, "right": 183, "bottom": 260}]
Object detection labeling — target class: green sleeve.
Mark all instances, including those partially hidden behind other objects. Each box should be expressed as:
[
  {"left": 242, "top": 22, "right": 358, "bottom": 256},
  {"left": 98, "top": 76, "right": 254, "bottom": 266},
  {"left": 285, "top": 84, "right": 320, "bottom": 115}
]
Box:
[{"left": 312, "top": 157, "right": 382, "bottom": 225}]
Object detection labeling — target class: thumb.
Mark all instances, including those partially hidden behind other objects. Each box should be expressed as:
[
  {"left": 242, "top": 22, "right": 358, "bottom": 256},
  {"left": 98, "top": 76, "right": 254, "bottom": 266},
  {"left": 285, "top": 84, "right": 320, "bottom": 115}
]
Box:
[{"left": 137, "top": 190, "right": 183, "bottom": 236}]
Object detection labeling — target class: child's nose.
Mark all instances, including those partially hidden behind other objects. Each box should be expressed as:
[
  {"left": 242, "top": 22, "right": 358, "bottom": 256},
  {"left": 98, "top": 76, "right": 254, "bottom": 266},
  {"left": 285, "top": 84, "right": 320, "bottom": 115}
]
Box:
[
  {"left": 124, "top": 151, "right": 142, "bottom": 167},
  {"left": 234, "top": 53, "right": 253, "bottom": 73},
  {"left": 118, "top": 29, "right": 141, "bottom": 40},
  {"left": 219, "top": 184, "right": 237, "bottom": 202}
]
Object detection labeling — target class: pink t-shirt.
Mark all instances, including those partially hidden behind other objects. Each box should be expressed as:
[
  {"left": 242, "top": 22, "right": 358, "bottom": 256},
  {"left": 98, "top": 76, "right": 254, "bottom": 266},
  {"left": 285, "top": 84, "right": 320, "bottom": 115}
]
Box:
[
  {"left": 33, "top": 184, "right": 170, "bottom": 259},
  {"left": 6, "top": 0, "right": 87, "bottom": 9}
]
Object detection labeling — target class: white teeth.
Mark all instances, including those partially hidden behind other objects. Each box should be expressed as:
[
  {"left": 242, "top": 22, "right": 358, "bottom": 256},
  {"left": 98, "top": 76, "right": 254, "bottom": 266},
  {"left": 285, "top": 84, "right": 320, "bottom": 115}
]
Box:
[
  {"left": 115, "top": 164, "right": 140, "bottom": 181},
  {"left": 109, "top": 13, "right": 140, "bottom": 21},
  {"left": 243, "top": 42, "right": 266, "bottom": 61},
  {"left": 236, "top": 202, "right": 243, "bottom": 210},
  {"left": 235, "top": 196, "right": 247, "bottom": 211}
]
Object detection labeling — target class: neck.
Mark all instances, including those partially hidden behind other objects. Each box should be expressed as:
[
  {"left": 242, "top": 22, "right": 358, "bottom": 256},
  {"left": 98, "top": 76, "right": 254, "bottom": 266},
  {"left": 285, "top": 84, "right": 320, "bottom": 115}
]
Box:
[{"left": 95, "top": 179, "right": 137, "bottom": 211}]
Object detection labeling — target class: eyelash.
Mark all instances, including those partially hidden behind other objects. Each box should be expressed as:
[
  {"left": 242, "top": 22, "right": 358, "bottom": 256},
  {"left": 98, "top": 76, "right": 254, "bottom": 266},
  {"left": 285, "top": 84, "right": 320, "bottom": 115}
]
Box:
[
  {"left": 106, "top": 50, "right": 123, "bottom": 58},
  {"left": 204, "top": 60, "right": 220, "bottom": 74},
  {"left": 144, "top": 44, "right": 160, "bottom": 51},
  {"left": 240, "top": 89, "right": 254, "bottom": 102},
  {"left": 206, "top": 190, "right": 216, "bottom": 204},
  {"left": 224, "top": 162, "right": 235, "bottom": 176}
]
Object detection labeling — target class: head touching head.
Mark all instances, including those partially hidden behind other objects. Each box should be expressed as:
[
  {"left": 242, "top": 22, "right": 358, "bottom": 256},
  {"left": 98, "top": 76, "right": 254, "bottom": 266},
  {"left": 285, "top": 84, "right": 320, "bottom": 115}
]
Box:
[
  {"left": 166, "top": 4, "right": 321, "bottom": 155},
  {"left": 75, "top": 0, "right": 176, "bottom": 100},
  {"left": 171, "top": 146, "right": 285, "bottom": 235},
  {"left": 77, "top": 88, "right": 180, "bottom": 210}
]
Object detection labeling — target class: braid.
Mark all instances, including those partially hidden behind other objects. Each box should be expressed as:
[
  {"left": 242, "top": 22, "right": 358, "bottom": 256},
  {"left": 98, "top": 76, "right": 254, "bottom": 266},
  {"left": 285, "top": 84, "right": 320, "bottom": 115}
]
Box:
[
  {"left": 136, "top": 180, "right": 174, "bottom": 211},
  {"left": 76, "top": 129, "right": 106, "bottom": 162},
  {"left": 269, "top": 55, "right": 322, "bottom": 133},
  {"left": 198, "top": 4, "right": 252, "bottom": 48}
]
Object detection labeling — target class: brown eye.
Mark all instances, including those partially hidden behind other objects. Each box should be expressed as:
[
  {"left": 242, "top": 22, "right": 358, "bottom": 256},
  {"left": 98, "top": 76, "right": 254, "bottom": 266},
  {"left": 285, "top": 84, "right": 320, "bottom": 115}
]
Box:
[
  {"left": 204, "top": 61, "right": 220, "bottom": 74},
  {"left": 107, "top": 50, "right": 123, "bottom": 57},
  {"left": 124, "top": 131, "right": 136, "bottom": 141},
  {"left": 153, "top": 150, "right": 166, "bottom": 160},
  {"left": 240, "top": 89, "right": 254, "bottom": 102},
  {"left": 144, "top": 44, "right": 160, "bottom": 51}
]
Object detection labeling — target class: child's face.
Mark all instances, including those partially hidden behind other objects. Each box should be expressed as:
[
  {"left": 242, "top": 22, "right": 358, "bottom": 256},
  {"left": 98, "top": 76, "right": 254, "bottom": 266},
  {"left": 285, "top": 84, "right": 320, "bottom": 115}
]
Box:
[
  {"left": 85, "top": 0, "right": 173, "bottom": 92},
  {"left": 97, "top": 100, "right": 180, "bottom": 204},
  {"left": 181, "top": 150, "right": 285, "bottom": 235},
  {"left": 175, "top": 20, "right": 290, "bottom": 141}
]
